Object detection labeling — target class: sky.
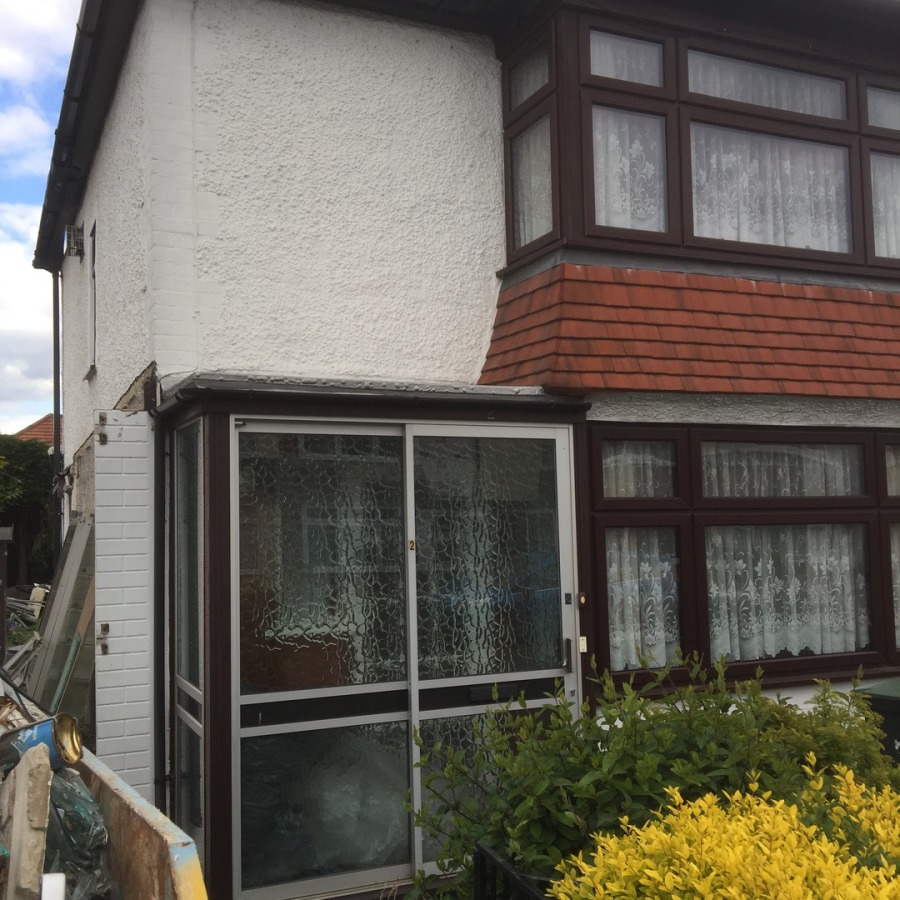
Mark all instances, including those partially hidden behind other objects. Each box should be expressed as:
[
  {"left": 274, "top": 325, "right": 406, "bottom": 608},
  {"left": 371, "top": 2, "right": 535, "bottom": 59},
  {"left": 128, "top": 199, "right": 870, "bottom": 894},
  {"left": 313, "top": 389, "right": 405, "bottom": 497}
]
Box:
[{"left": 0, "top": 0, "right": 82, "bottom": 434}]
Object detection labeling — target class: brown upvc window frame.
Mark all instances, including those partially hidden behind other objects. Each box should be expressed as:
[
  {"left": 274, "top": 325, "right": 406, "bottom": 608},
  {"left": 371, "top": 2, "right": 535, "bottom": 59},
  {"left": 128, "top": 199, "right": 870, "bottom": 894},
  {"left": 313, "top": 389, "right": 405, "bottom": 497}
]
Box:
[
  {"left": 582, "top": 91, "right": 682, "bottom": 246},
  {"left": 592, "top": 510, "right": 696, "bottom": 675},
  {"left": 501, "top": 8, "right": 900, "bottom": 278},
  {"left": 587, "top": 423, "right": 900, "bottom": 683},
  {"left": 878, "top": 512, "right": 900, "bottom": 665},
  {"left": 690, "top": 428, "right": 877, "bottom": 510},
  {"left": 861, "top": 137, "right": 900, "bottom": 269},
  {"left": 860, "top": 74, "right": 900, "bottom": 139},
  {"left": 678, "top": 36, "right": 857, "bottom": 132},
  {"left": 578, "top": 19, "right": 676, "bottom": 100},
  {"left": 504, "top": 96, "right": 562, "bottom": 261},
  {"left": 503, "top": 33, "right": 557, "bottom": 125},
  {"left": 679, "top": 107, "right": 866, "bottom": 267},
  {"left": 590, "top": 425, "right": 689, "bottom": 510}
]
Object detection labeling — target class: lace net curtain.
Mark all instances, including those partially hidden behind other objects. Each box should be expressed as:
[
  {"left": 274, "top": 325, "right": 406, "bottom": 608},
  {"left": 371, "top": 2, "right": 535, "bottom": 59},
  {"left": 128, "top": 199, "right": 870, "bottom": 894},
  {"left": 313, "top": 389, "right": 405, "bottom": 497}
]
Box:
[
  {"left": 589, "top": 40, "right": 866, "bottom": 252},
  {"left": 604, "top": 441, "right": 871, "bottom": 669}
]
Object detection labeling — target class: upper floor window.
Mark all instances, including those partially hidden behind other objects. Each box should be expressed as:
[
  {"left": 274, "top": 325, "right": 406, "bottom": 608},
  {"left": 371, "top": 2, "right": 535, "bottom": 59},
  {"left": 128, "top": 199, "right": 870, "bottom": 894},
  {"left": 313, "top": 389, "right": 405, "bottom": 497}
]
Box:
[{"left": 502, "top": 12, "right": 900, "bottom": 274}]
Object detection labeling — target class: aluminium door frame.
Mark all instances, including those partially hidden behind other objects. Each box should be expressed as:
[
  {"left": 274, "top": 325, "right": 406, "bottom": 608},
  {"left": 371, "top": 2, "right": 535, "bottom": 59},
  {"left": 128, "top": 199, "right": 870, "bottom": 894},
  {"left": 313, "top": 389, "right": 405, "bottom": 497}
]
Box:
[{"left": 229, "top": 416, "right": 581, "bottom": 900}]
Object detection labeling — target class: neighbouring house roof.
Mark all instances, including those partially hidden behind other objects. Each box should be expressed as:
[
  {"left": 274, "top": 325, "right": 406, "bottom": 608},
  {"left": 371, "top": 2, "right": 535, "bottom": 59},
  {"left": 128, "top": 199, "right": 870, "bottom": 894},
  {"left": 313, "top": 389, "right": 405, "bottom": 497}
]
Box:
[
  {"left": 480, "top": 264, "right": 900, "bottom": 399},
  {"left": 14, "top": 415, "right": 57, "bottom": 445}
]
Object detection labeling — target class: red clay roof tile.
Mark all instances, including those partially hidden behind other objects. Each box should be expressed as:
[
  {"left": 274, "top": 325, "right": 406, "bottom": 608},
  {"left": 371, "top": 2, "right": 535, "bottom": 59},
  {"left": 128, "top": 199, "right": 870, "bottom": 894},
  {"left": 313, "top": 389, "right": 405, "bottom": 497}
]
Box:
[{"left": 480, "top": 265, "right": 900, "bottom": 399}]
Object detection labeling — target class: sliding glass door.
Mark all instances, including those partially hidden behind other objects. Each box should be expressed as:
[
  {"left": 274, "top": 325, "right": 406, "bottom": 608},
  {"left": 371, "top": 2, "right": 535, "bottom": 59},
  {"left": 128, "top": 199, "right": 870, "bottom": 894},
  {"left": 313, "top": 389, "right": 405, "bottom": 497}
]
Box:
[{"left": 232, "top": 421, "right": 577, "bottom": 899}]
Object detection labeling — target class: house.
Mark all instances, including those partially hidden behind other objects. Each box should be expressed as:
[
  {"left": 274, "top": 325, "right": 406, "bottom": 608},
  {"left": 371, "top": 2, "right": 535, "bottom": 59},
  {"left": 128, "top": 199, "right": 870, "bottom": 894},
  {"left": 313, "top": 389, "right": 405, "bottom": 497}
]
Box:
[
  {"left": 14, "top": 414, "right": 57, "bottom": 447},
  {"left": 31, "top": 0, "right": 900, "bottom": 896}
]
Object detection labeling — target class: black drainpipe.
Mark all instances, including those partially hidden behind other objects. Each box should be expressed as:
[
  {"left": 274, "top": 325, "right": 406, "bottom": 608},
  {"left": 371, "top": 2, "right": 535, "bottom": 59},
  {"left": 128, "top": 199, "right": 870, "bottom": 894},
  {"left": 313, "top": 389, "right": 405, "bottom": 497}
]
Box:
[
  {"left": 52, "top": 271, "right": 63, "bottom": 565},
  {"left": 152, "top": 409, "right": 167, "bottom": 812}
]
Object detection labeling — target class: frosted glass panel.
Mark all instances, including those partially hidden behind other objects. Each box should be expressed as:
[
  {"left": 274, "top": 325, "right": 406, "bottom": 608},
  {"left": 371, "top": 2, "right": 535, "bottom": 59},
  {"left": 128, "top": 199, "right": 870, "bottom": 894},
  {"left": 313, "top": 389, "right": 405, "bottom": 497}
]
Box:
[
  {"left": 510, "top": 44, "right": 549, "bottom": 108},
  {"left": 868, "top": 87, "right": 900, "bottom": 130},
  {"left": 688, "top": 51, "right": 845, "bottom": 119},
  {"left": 871, "top": 152, "right": 900, "bottom": 258},
  {"left": 593, "top": 106, "right": 667, "bottom": 231},
  {"left": 415, "top": 437, "right": 561, "bottom": 679},
  {"left": 701, "top": 442, "right": 863, "bottom": 497},
  {"left": 607, "top": 526, "right": 681, "bottom": 670},
  {"left": 241, "top": 722, "right": 410, "bottom": 888},
  {"left": 602, "top": 440, "right": 675, "bottom": 498},
  {"left": 175, "top": 423, "right": 202, "bottom": 688},
  {"left": 239, "top": 433, "right": 406, "bottom": 693},
  {"left": 590, "top": 30, "right": 662, "bottom": 86},
  {"left": 511, "top": 115, "right": 553, "bottom": 248},
  {"left": 692, "top": 123, "right": 850, "bottom": 252}
]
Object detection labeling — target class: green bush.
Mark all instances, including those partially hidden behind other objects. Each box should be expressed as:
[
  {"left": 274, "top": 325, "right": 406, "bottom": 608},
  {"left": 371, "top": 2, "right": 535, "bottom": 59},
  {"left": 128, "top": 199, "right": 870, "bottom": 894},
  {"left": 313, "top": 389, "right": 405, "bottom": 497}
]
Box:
[{"left": 411, "top": 658, "right": 900, "bottom": 896}]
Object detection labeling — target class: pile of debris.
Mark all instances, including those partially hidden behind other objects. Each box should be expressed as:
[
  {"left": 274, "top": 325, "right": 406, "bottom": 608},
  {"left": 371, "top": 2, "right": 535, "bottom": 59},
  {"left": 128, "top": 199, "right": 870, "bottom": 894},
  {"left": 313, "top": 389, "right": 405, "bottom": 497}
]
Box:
[
  {"left": 3, "top": 585, "right": 49, "bottom": 681},
  {"left": 0, "top": 690, "right": 119, "bottom": 900}
]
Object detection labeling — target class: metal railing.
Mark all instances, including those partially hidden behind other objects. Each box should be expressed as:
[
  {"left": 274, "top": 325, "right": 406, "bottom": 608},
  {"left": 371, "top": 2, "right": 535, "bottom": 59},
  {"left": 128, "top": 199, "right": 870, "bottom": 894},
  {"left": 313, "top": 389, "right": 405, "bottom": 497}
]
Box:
[{"left": 473, "top": 844, "right": 547, "bottom": 900}]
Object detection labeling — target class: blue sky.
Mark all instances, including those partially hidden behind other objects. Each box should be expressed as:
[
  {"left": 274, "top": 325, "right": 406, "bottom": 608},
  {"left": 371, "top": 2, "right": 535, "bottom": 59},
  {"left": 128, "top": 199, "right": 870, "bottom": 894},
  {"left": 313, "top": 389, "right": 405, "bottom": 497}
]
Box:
[{"left": 0, "top": 0, "right": 82, "bottom": 434}]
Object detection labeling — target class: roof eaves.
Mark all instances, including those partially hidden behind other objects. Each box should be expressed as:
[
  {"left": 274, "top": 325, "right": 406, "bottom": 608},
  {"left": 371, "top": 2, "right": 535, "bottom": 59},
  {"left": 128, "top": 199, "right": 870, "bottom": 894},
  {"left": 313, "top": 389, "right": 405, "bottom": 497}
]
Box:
[{"left": 33, "top": 0, "right": 142, "bottom": 273}]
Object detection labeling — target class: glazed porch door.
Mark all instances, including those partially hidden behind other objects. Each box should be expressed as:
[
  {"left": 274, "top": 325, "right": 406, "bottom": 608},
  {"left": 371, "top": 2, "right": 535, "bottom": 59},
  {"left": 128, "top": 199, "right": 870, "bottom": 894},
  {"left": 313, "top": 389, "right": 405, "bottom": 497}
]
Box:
[{"left": 233, "top": 422, "right": 576, "bottom": 899}]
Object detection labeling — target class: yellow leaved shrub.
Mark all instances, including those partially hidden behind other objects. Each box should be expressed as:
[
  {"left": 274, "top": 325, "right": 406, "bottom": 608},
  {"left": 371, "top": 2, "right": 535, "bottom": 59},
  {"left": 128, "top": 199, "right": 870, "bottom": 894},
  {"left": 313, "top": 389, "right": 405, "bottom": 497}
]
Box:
[{"left": 551, "top": 761, "right": 900, "bottom": 899}]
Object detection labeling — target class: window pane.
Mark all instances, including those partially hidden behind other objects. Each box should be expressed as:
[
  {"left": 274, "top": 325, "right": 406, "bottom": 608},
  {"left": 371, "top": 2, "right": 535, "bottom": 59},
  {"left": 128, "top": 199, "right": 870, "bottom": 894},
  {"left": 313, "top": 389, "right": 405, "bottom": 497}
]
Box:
[
  {"left": 238, "top": 433, "right": 406, "bottom": 694},
  {"left": 886, "top": 446, "right": 900, "bottom": 494},
  {"left": 607, "top": 526, "right": 681, "bottom": 670},
  {"left": 701, "top": 442, "right": 864, "bottom": 498},
  {"left": 511, "top": 115, "right": 553, "bottom": 248},
  {"left": 868, "top": 86, "right": 900, "bottom": 131},
  {"left": 691, "top": 123, "right": 851, "bottom": 252},
  {"left": 590, "top": 30, "right": 663, "bottom": 86},
  {"left": 688, "top": 51, "right": 846, "bottom": 119},
  {"left": 175, "top": 718, "right": 204, "bottom": 866},
  {"left": 241, "top": 722, "right": 410, "bottom": 888},
  {"left": 706, "top": 523, "right": 869, "bottom": 662},
  {"left": 593, "top": 106, "right": 667, "bottom": 231},
  {"left": 417, "top": 715, "right": 482, "bottom": 862},
  {"left": 871, "top": 152, "right": 900, "bottom": 258},
  {"left": 602, "top": 440, "right": 675, "bottom": 498},
  {"left": 175, "top": 422, "right": 202, "bottom": 688},
  {"left": 415, "top": 437, "right": 561, "bottom": 679},
  {"left": 891, "top": 524, "right": 900, "bottom": 647},
  {"left": 510, "top": 44, "right": 549, "bottom": 109}
]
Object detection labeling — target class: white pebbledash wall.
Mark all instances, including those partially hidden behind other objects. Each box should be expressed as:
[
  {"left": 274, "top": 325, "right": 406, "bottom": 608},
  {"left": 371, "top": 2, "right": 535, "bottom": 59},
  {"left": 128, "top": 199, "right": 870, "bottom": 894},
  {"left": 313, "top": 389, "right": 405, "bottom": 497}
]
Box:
[
  {"left": 58, "top": 0, "right": 505, "bottom": 797},
  {"left": 61, "top": 0, "right": 506, "bottom": 468}
]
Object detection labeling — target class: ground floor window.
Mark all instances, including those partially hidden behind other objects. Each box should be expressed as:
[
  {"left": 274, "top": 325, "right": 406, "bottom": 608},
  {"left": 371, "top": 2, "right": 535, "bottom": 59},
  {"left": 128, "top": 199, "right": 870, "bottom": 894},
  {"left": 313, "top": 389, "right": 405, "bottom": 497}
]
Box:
[{"left": 589, "top": 425, "right": 900, "bottom": 677}]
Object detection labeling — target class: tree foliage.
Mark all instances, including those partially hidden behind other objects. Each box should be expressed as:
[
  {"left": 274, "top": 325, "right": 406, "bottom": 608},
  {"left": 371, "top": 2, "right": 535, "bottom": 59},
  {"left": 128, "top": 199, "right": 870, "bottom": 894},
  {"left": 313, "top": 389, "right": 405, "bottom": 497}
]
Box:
[{"left": 0, "top": 435, "right": 54, "bottom": 584}]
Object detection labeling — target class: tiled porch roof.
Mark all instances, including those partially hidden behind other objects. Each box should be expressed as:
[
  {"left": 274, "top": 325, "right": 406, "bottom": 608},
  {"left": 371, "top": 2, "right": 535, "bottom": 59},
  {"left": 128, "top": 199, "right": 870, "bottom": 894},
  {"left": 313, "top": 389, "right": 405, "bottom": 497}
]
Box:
[{"left": 479, "top": 264, "right": 900, "bottom": 399}]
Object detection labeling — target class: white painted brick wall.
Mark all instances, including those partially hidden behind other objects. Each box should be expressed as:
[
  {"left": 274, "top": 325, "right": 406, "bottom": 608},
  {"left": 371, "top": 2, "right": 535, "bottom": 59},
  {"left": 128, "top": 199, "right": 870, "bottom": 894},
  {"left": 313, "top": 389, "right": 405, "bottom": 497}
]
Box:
[{"left": 93, "top": 409, "right": 155, "bottom": 801}]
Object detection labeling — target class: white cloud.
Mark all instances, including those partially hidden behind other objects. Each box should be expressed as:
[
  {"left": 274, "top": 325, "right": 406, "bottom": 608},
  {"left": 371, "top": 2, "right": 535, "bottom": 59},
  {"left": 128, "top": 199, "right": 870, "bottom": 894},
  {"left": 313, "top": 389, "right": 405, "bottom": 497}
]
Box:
[
  {"left": 0, "top": 203, "right": 53, "bottom": 430},
  {"left": 0, "top": 105, "right": 52, "bottom": 175},
  {"left": 0, "top": 203, "right": 52, "bottom": 334},
  {"left": 0, "top": 0, "right": 81, "bottom": 86}
]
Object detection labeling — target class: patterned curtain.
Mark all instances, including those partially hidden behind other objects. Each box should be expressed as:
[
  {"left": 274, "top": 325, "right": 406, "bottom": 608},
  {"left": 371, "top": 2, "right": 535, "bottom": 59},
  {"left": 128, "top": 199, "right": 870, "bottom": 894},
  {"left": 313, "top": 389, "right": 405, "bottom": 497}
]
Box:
[
  {"left": 705, "top": 523, "right": 869, "bottom": 662},
  {"left": 872, "top": 152, "right": 900, "bottom": 259},
  {"left": 511, "top": 115, "right": 552, "bottom": 248},
  {"left": 691, "top": 123, "right": 850, "bottom": 252},
  {"left": 593, "top": 106, "right": 667, "bottom": 232},
  {"left": 700, "top": 442, "right": 863, "bottom": 498},
  {"left": 606, "top": 526, "right": 680, "bottom": 670}
]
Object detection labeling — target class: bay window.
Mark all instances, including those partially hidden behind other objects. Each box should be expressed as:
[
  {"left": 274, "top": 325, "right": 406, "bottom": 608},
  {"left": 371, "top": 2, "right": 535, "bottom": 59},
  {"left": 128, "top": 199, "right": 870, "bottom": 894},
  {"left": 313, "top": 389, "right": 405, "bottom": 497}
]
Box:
[
  {"left": 503, "top": 12, "right": 900, "bottom": 272},
  {"left": 590, "top": 427, "right": 900, "bottom": 679}
]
